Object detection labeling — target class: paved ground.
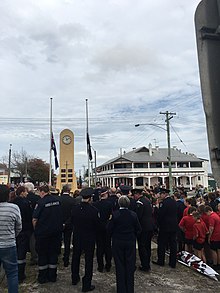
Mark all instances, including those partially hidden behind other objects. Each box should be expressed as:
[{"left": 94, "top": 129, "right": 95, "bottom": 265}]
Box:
[{"left": 0, "top": 243, "right": 219, "bottom": 293}]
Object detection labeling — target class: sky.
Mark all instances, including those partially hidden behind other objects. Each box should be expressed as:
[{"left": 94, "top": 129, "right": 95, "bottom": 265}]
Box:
[{"left": 0, "top": 0, "right": 209, "bottom": 176}]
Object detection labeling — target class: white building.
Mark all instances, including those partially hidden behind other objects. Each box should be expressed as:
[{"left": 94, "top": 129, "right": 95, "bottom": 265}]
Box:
[{"left": 96, "top": 145, "right": 209, "bottom": 190}]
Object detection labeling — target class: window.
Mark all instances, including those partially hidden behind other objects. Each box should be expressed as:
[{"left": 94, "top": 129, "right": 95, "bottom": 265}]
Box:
[
  {"left": 61, "top": 174, "right": 66, "bottom": 178},
  {"left": 114, "top": 163, "right": 132, "bottom": 169},
  {"left": 164, "top": 162, "right": 175, "bottom": 168},
  {"left": 136, "top": 177, "right": 143, "bottom": 186},
  {"left": 198, "top": 176, "right": 201, "bottom": 180},
  {"left": 61, "top": 179, "right": 66, "bottom": 183},
  {"left": 150, "top": 163, "right": 162, "bottom": 168},
  {"left": 190, "top": 162, "right": 202, "bottom": 168},
  {"left": 68, "top": 174, "right": 73, "bottom": 178},
  {"left": 61, "top": 169, "right": 66, "bottom": 173},
  {"left": 68, "top": 179, "right": 73, "bottom": 182},
  {"left": 68, "top": 169, "right": 73, "bottom": 172},
  {"left": 134, "top": 163, "right": 148, "bottom": 168},
  {"left": 177, "top": 162, "right": 189, "bottom": 168}
]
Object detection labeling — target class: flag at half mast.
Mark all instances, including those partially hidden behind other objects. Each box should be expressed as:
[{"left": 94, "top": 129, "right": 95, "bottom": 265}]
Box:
[
  {"left": 51, "top": 132, "right": 59, "bottom": 169},
  {"left": 87, "top": 132, "right": 93, "bottom": 161}
]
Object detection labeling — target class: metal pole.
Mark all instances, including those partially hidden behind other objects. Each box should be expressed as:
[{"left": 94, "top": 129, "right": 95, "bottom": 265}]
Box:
[
  {"left": 166, "top": 112, "right": 173, "bottom": 195},
  {"left": 94, "top": 150, "right": 97, "bottom": 185},
  {"left": 160, "top": 111, "right": 176, "bottom": 195},
  {"left": 8, "top": 144, "right": 12, "bottom": 185},
  {"left": 91, "top": 161, "right": 94, "bottom": 186},
  {"left": 86, "top": 99, "right": 91, "bottom": 187},
  {"left": 49, "top": 97, "right": 53, "bottom": 186},
  {"left": 25, "top": 157, "right": 28, "bottom": 180}
]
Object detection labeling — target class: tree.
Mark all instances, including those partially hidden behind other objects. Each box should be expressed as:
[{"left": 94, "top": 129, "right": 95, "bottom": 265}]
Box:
[
  {"left": 11, "top": 149, "right": 31, "bottom": 181},
  {"left": 28, "top": 158, "right": 50, "bottom": 184}
]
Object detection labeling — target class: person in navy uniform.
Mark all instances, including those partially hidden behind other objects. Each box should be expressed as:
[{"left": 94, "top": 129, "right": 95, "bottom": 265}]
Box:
[
  {"left": 133, "top": 188, "right": 154, "bottom": 272},
  {"left": 120, "top": 185, "right": 137, "bottom": 212},
  {"left": 71, "top": 187, "right": 100, "bottom": 292},
  {"left": 107, "top": 196, "right": 141, "bottom": 293},
  {"left": 92, "top": 187, "right": 112, "bottom": 272},
  {"left": 32, "top": 185, "right": 63, "bottom": 284},
  {"left": 13, "top": 186, "right": 33, "bottom": 283},
  {"left": 152, "top": 188, "right": 178, "bottom": 268},
  {"left": 59, "top": 184, "right": 75, "bottom": 267}
]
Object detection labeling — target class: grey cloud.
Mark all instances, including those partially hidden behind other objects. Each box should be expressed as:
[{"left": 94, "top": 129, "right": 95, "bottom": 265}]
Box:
[{"left": 91, "top": 43, "right": 159, "bottom": 72}]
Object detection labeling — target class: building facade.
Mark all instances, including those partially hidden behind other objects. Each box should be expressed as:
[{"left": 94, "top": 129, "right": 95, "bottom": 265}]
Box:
[{"left": 96, "top": 145, "right": 209, "bottom": 190}]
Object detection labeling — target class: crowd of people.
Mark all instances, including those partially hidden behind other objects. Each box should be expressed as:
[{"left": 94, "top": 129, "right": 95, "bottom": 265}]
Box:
[{"left": 0, "top": 181, "right": 220, "bottom": 293}]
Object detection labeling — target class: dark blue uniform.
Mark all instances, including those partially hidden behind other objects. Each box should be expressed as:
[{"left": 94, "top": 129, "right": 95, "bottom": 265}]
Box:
[
  {"left": 59, "top": 192, "right": 75, "bottom": 267},
  {"left": 136, "top": 196, "right": 154, "bottom": 271},
  {"left": 13, "top": 196, "right": 33, "bottom": 282},
  {"left": 93, "top": 198, "right": 112, "bottom": 272},
  {"left": 71, "top": 202, "right": 100, "bottom": 291},
  {"left": 156, "top": 196, "right": 178, "bottom": 268},
  {"left": 33, "top": 194, "right": 63, "bottom": 283},
  {"left": 107, "top": 208, "right": 141, "bottom": 293}
]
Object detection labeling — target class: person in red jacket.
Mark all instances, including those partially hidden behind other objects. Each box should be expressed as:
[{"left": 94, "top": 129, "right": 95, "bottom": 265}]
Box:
[
  {"left": 204, "top": 206, "right": 220, "bottom": 270},
  {"left": 179, "top": 206, "right": 197, "bottom": 252},
  {"left": 192, "top": 211, "right": 208, "bottom": 262}
]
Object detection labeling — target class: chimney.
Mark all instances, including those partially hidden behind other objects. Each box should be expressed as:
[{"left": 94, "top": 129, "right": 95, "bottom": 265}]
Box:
[{"left": 149, "top": 143, "right": 153, "bottom": 156}]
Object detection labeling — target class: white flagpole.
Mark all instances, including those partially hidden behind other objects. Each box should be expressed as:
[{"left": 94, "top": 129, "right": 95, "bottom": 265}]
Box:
[
  {"left": 86, "top": 99, "right": 90, "bottom": 187},
  {"left": 49, "top": 97, "right": 53, "bottom": 186}
]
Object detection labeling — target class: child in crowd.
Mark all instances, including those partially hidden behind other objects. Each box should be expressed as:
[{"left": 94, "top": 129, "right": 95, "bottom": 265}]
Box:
[
  {"left": 192, "top": 211, "right": 209, "bottom": 262},
  {"left": 179, "top": 206, "right": 197, "bottom": 253},
  {"left": 183, "top": 198, "right": 192, "bottom": 217}
]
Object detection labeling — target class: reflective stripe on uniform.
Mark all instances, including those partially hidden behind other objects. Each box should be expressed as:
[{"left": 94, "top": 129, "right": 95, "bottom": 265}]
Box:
[
  {"left": 136, "top": 200, "right": 143, "bottom": 205},
  {"left": 17, "top": 259, "right": 26, "bottom": 264},
  {"left": 48, "top": 264, "right": 57, "bottom": 269},
  {"left": 39, "top": 265, "right": 49, "bottom": 270}
]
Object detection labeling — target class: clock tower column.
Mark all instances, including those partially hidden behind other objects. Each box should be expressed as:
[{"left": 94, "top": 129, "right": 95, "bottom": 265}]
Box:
[{"left": 56, "top": 129, "right": 77, "bottom": 192}]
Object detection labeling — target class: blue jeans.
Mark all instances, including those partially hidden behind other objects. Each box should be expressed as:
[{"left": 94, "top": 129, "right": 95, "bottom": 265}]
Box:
[{"left": 0, "top": 246, "right": 18, "bottom": 293}]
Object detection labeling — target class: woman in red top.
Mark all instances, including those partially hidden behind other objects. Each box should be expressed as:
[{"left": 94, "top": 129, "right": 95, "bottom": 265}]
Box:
[
  {"left": 192, "top": 211, "right": 208, "bottom": 262},
  {"left": 179, "top": 206, "right": 197, "bottom": 253}
]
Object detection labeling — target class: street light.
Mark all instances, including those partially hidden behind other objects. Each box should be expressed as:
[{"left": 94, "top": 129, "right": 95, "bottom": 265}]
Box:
[{"left": 135, "top": 113, "right": 175, "bottom": 195}]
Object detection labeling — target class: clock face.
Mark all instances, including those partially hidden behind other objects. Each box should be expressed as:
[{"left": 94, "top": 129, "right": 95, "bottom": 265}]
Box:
[{"left": 62, "top": 135, "right": 72, "bottom": 145}]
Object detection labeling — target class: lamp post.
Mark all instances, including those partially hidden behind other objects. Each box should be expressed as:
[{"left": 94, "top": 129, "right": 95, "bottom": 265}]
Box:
[
  {"left": 135, "top": 113, "right": 175, "bottom": 195},
  {"left": 8, "top": 144, "right": 12, "bottom": 185}
]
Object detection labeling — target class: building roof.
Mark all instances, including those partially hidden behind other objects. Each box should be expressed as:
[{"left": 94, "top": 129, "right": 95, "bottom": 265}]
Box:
[{"left": 98, "top": 146, "right": 206, "bottom": 167}]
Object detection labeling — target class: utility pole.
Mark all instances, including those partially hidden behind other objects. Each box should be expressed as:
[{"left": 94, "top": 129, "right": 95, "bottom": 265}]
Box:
[
  {"left": 94, "top": 149, "right": 97, "bottom": 186},
  {"left": 160, "top": 111, "right": 176, "bottom": 195},
  {"left": 8, "top": 144, "right": 12, "bottom": 185}
]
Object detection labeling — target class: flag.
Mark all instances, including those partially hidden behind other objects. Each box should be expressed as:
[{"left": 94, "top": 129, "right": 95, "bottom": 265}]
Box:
[
  {"left": 51, "top": 132, "right": 59, "bottom": 169},
  {"left": 87, "top": 132, "right": 93, "bottom": 161}
]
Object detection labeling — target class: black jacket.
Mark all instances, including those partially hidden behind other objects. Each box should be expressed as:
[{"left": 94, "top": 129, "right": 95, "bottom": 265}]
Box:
[
  {"left": 59, "top": 193, "right": 75, "bottom": 228},
  {"left": 157, "top": 196, "right": 178, "bottom": 232},
  {"left": 71, "top": 202, "right": 100, "bottom": 242},
  {"left": 107, "top": 208, "right": 141, "bottom": 242},
  {"left": 136, "top": 196, "right": 154, "bottom": 232}
]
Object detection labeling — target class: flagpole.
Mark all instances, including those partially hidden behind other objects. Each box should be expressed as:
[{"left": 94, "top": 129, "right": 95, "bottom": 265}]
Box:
[
  {"left": 49, "top": 97, "right": 53, "bottom": 186},
  {"left": 86, "top": 99, "right": 90, "bottom": 187}
]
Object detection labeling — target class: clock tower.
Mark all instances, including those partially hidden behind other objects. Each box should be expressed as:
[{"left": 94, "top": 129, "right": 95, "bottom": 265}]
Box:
[{"left": 56, "top": 129, "right": 77, "bottom": 192}]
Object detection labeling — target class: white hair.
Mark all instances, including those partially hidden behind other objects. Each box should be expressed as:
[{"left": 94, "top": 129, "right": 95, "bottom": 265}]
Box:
[{"left": 24, "top": 182, "right": 34, "bottom": 192}]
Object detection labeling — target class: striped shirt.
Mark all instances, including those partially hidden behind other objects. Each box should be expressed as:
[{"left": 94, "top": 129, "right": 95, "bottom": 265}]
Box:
[{"left": 0, "top": 202, "right": 22, "bottom": 248}]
